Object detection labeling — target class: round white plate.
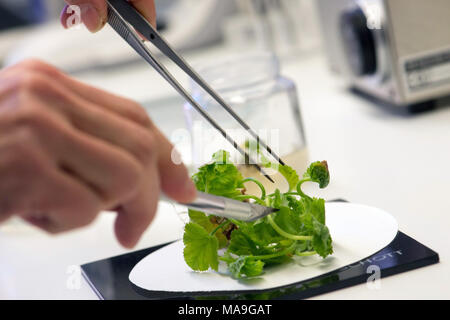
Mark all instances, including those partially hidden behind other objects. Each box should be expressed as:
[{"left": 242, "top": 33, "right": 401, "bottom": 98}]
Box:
[{"left": 129, "top": 202, "right": 398, "bottom": 293}]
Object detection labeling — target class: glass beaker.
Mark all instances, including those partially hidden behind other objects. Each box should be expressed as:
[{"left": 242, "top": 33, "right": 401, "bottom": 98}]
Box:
[{"left": 183, "top": 51, "right": 308, "bottom": 194}]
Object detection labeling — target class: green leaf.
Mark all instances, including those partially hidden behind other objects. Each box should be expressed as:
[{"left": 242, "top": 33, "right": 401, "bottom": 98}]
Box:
[
  {"left": 188, "top": 210, "right": 228, "bottom": 248},
  {"left": 188, "top": 210, "right": 213, "bottom": 228},
  {"left": 227, "top": 226, "right": 289, "bottom": 264},
  {"left": 311, "top": 220, "right": 333, "bottom": 258},
  {"left": 228, "top": 256, "right": 265, "bottom": 278},
  {"left": 294, "top": 240, "right": 311, "bottom": 254},
  {"left": 273, "top": 206, "right": 303, "bottom": 235},
  {"left": 289, "top": 196, "right": 332, "bottom": 257},
  {"left": 310, "top": 197, "right": 326, "bottom": 225},
  {"left": 286, "top": 196, "right": 304, "bottom": 214},
  {"left": 278, "top": 165, "right": 299, "bottom": 191},
  {"left": 183, "top": 150, "right": 334, "bottom": 279},
  {"left": 251, "top": 220, "right": 284, "bottom": 245},
  {"left": 192, "top": 151, "right": 244, "bottom": 198},
  {"left": 271, "top": 189, "right": 290, "bottom": 208},
  {"left": 304, "top": 161, "right": 330, "bottom": 188},
  {"left": 294, "top": 197, "right": 325, "bottom": 226},
  {"left": 244, "top": 140, "right": 271, "bottom": 167},
  {"left": 211, "top": 149, "right": 231, "bottom": 164},
  {"left": 183, "top": 223, "right": 219, "bottom": 271},
  {"left": 227, "top": 229, "right": 258, "bottom": 256}
]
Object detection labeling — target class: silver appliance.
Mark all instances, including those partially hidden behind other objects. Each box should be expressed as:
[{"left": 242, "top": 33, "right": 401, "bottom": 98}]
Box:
[{"left": 316, "top": 0, "right": 450, "bottom": 109}]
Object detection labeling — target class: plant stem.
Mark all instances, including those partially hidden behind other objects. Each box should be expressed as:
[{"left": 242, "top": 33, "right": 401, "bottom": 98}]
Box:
[
  {"left": 241, "top": 178, "right": 266, "bottom": 200},
  {"left": 267, "top": 215, "right": 313, "bottom": 241},
  {"left": 210, "top": 220, "right": 231, "bottom": 236},
  {"left": 296, "top": 178, "right": 312, "bottom": 200},
  {"left": 266, "top": 192, "right": 301, "bottom": 197},
  {"left": 233, "top": 195, "right": 266, "bottom": 206},
  {"left": 295, "top": 251, "right": 317, "bottom": 257},
  {"left": 282, "top": 192, "right": 302, "bottom": 197},
  {"left": 250, "top": 241, "right": 297, "bottom": 260}
]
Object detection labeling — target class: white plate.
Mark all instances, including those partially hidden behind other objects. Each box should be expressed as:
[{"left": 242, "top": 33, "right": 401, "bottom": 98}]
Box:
[{"left": 129, "top": 202, "right": 398, "bottom": 293}]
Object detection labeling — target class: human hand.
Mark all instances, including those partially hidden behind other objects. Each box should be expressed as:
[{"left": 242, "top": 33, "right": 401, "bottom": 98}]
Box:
[
  {"left": 0, "top": 60, "right": 196, "bottom": 248},
  {"left": 60, "top": 0, "right": 156, "bottom": 32}
]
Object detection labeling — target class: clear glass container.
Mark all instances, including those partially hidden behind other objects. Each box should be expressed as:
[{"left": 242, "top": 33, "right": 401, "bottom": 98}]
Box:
[{"left": 183, "top": 52, "right": 308, "bottom": 194}]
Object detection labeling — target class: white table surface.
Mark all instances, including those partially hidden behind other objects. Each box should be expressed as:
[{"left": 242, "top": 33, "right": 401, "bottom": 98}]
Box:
[{"left": 0, "top": 41, "right": 449, "bottom": 300}]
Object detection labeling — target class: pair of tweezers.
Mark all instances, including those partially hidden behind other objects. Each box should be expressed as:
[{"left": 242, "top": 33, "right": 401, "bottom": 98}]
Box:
[{"left": 106, "top": 0, "right": 286, "bottom": 183}]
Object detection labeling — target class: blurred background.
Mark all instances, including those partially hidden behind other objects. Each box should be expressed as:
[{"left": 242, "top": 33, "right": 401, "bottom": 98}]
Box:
[
  {"left": 0, "top": 0, "right": 321, "bottom": 68},
  {"left": 0, "top": 0, "right": 449, "bottom": 299}
]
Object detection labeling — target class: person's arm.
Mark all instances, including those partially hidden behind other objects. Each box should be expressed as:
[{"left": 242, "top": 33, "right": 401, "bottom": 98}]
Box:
[
  {"left": 60, "top": 0, "right": 156, "bottom": 32},
  {"left": 0, "top": 59, "right": 196, "bottom": 248}
]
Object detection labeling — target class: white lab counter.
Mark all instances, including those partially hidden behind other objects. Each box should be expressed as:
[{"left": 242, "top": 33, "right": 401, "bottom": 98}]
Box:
[{"left": 0, "top": 43, "right": 449, "bottom": 300}]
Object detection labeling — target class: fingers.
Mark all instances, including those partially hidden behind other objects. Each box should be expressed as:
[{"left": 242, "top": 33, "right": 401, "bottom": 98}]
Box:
[
  {"left": 64, "top": 79, "right": 197, "bottom": 202},
  {"left": 60, "top": 0, "right": 156, "bottom": 32},
  {"left": 30, "top": 70, "right": 197, "bottom": 203},
  {"left": 45, "top": 69, "right": 154, "bottom": 128},
  {"left": 154, "top": 130, "right": 197, "bottom": 203},
  {"left": 11, "top": 70, "right": 158, "bottom": 167},
  {"left": 0, "top": 59, "right": 195, "bottom": 247},
  {"left": 43, "top": 69, "right": 154, "bottom": 128},
  {"left": 22, "top": 169, "right": 103, "bottom": 234},
  {"left": 2, "top": 61, "right": 155, "bottom": 156},
  {"left": 3, "top": 61, "right": 197, "bottom": 204},
  {"left": 5, "top": 42, "right": 154, "bottom": 129},
  {"left": 46, "top": 68, "right": 197, "bottom": 203},
  {"left": 0, "top": 104, "right": 142, "bottom": 208},
  {"left": 0, "top": 128, "right": 103, "bottom": 231},
  {"left": 114, "top": 163, "right": 160, "bottom": 248},
  {"left": 61, "top": 0, "right": 107, "bottom": 32}
]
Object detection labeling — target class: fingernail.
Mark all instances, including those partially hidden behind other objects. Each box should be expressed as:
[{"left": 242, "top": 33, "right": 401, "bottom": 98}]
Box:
[{"left": 80, "top": 4, "right": 104, "bottom": 33}]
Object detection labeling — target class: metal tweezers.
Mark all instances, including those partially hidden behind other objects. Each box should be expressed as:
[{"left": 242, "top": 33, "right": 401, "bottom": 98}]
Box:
[{"left": 106, "top": 0, "right": 286, "bottom": 184}]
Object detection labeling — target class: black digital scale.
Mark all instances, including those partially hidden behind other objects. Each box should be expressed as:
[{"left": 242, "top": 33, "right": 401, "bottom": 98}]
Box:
[{"left": 81, "top": 201, "right": 439, "bottom": 300}]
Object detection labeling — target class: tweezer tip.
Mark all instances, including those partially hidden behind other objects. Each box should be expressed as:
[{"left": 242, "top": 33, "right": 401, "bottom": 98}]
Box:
[
  {"left": 251, "top": 163, "right": 275, "bottom": 184},
  {"left": 269, "top": 208, "right": 279, "bottom": 214},
  {"left": 249, "top": 204, "right": 278, "bottom": 221}
]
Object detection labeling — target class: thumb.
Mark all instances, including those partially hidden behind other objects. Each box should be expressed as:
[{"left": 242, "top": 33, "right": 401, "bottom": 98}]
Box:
[
  {"left": 60, "top": 1, "right": 107, "bottom": 32},
  {"left": 60, "top": 0, "right": 156, "bottom": 32}
]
